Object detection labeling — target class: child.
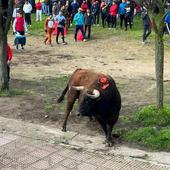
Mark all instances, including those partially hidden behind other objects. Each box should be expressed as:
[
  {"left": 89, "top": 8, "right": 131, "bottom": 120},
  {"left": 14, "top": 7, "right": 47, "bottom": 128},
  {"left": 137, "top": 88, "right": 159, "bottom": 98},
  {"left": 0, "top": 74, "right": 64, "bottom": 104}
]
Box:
[
  {"left": 141, "top": 7, "right": 151, "bottom": 45},
  {"left": 56, "top": 11, "right": 67, "bottom": 45},
  {"left": 35, "top": 0, "right": 42, "bottom": 21},
  {"left": 84, "top": 9, "right": 93, "bottom": 39},
  {"left": 6, "top": 44, "right": 13, "bottom": 82},
  {"left": 44, "top": 15, "right": 55, "bottom": 46},
  {"left": 13, "top": 11, "right": 27, "bottom": 49}
]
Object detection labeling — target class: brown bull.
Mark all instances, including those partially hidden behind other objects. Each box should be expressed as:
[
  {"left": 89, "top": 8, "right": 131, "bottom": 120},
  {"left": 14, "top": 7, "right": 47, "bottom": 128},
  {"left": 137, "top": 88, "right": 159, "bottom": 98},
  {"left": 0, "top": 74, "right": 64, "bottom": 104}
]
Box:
[{"left": 57, "top": 68, "right": 121, "bottom": 146}]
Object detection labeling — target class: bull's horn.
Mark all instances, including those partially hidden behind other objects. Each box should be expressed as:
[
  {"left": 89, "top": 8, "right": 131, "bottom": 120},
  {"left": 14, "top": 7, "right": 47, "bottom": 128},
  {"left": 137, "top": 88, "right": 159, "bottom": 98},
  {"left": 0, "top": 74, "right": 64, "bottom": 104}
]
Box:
[
  {"left": 72, "top": 86, "right": 85, "bottom": 91},
  {"left": 86, "top": 89, "right": 100, "bottom": 99}
]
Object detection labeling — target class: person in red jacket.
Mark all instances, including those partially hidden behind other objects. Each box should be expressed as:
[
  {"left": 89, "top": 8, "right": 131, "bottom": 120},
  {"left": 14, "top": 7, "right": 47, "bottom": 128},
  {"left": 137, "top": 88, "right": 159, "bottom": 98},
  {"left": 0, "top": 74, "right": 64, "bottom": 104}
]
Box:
[
  {"left": 109, "top": 0, "right": 118, "bottom": 29},
  {"left": 36, "top": 0, "right": 42, "bottom": 21},
  {"left": 6, "top": 44, "right": 13, "bottom": 82},
  {"left": 81, "top": 0, "right": 88, "bottom": 15},
  {"left": 13, "top": 11, "right": 27, "bottom": 49}
]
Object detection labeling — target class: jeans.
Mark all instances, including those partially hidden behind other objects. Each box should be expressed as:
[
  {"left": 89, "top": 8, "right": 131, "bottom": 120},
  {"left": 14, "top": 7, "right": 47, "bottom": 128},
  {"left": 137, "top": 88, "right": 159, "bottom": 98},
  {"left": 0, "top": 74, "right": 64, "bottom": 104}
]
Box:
[
  {"left": 143, "top": 25, "right": 151, "bottom": 42},
  {"left": 41, "top": 2, "right": 45, "bottom": 14},
  {"left": 56, "top": 27, "right": 65, "bottom": 43},
  {"left": 44, "top": 4, "right": 50, "bottom": 15},
  {"left": 36, "top": 10, "right": 42, "bottom": 21},
  {"left": 74, "top": 25, "right": 85, "bottom": 41},
  {"left": 85, "top": 25, "right": 91, "bottom": 39}
]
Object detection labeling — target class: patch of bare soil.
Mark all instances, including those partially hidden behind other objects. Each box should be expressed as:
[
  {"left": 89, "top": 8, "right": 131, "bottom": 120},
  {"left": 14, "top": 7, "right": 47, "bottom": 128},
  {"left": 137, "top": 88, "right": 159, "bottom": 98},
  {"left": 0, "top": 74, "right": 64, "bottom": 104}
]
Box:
[{"left": 1, "top": 34, "right": 170, "bottom": 137}]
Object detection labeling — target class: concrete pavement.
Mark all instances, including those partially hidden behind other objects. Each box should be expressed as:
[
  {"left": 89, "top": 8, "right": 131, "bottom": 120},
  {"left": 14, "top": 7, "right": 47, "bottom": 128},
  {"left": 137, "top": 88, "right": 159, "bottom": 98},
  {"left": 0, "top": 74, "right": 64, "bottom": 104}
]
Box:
[
  {"left": 0, "top": 116, "right": 170, "bottom": 170},
  {"left": 0, "top": 132, "right": 169, "bottom": 170}
]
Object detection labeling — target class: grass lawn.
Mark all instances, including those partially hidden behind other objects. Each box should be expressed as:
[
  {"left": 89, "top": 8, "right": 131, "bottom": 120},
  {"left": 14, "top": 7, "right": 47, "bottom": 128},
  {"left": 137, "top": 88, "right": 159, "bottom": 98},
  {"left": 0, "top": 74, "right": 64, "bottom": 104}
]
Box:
[{"left": 7, "top": 13, "right": 170, "bottom": 151}]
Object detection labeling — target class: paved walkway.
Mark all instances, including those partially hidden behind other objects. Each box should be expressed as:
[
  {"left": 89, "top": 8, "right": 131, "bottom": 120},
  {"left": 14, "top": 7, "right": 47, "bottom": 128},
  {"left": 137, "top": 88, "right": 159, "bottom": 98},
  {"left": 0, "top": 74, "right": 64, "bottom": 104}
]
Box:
[{"left": 0, "top": 133, "right": 169, "bottom": 170}]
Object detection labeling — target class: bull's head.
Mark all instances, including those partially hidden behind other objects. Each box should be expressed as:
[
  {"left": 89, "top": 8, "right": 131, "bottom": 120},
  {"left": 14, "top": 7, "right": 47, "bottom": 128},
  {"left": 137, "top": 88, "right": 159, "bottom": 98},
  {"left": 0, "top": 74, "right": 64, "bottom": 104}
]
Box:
[{"left": 72, "top": 86, "right": 100, "bottom": 116}]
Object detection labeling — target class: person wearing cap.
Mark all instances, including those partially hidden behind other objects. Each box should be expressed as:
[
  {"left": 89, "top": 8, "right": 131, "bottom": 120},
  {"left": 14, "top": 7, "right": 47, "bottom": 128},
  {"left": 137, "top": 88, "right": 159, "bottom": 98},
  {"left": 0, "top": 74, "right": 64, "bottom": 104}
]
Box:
[
  {"left": 73, "top": 8, "right": 86, "bottom": 41},
  {"left": 56, "top": 11, "right": 67, "bottom": 45},
  {"left": 44, "top": 15, "right": 55, "bottom": 46}
]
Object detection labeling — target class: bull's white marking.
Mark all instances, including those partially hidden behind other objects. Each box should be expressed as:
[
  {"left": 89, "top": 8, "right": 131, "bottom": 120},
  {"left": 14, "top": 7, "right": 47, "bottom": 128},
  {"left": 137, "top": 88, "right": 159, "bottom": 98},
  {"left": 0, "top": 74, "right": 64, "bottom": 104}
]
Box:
[{"left": 72, "top": 86, "right": 85, "bottom": 91}]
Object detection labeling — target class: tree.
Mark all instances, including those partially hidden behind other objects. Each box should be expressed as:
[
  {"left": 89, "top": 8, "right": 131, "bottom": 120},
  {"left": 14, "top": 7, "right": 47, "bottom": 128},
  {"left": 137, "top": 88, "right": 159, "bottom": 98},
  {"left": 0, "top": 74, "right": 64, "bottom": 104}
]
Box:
[
  {"left": 0, "top": 0, "right": 14, "bottom": 90},
  {"left": 142, "top": 0, "right": 168, "bottom": 109}
]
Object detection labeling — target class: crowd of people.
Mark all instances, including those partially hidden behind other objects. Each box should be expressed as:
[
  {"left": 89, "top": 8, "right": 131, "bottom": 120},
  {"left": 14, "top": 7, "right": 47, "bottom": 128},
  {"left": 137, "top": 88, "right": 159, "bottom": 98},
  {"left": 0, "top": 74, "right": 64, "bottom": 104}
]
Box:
[{"left": 12, "top": 0, "right": 170, "bottom": 49}]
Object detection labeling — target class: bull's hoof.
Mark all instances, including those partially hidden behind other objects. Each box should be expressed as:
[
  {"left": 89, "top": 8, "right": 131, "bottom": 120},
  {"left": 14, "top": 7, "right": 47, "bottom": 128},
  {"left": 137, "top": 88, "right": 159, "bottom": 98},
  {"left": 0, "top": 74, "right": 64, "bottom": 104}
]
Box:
[
  {"left": 103, "top": 139, "right": 114, "bottom": 147},
  {"left": 62, "top": 127, "right": 67, "bottom": 132},
  {"left": 106, "top": 141, "right": 114, "bottom": 147}
]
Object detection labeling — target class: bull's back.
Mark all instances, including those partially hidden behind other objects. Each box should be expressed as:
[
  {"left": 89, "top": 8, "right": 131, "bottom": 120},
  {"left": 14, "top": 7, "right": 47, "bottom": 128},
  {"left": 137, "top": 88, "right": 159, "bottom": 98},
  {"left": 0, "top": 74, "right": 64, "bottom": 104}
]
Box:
[{"left": 69, "top": 69, "right": 106, "bottom": 87}]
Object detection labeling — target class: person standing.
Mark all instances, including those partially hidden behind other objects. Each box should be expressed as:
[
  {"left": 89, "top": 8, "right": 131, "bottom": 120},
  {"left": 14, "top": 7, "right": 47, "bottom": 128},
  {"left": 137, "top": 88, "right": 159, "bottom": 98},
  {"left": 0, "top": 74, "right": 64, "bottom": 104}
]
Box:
[
  {"left": 81, "top": 0, "right": 88, "bottom": 15},
  {"left": 23, "top": 0, "right": 32, "bottom": 26},
  {"left": 109, "top": 0, "right": 118, "bottom": 29},
  {"left": 6, "top": 44, "right": 13, "bottom": 82},
  {"left": 100, "top": 0, "right": 107, "bottom": 28},
  {"left": 124, "top": 0, "right": 132, "bottom": 31},
  {"left": 141, "top": 7, "right": 151, "bottom": 45},
  {"left": 56, "top": 11, "right": 67, "bottom": 45},
  {"left": 73, "top": 8, "right": 86, "bottom": 41},
  {"left": 71, "top": 0, "right": 80, "bottom": 26},
  {"left": 84, "top": 9, "right": 93, "bottom": 39},
  {"left": 92, "top": 0, "right": 100, "bottom": 26},
  {"left": 35, "top": 0, "right": 42, "bottom": 21},
  {"left": 44, "top": 0, "right": 50, "bottom": 15},
  {"left": 118, "top": 0, "right": 127, "bottom": 29},
  {"left": 13, "top": 11, "right": 27, "bottom": 49},
  {"left": 44, "top": 15, "right": 55, "bottom": 46}
]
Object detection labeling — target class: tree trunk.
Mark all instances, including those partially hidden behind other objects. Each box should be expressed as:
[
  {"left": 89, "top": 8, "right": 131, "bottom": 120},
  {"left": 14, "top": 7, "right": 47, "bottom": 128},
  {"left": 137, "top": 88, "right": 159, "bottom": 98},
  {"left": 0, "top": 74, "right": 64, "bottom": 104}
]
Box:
[
  {"left": 0, "top": 34, "right": 9, "bottom": 90},
  {"left": 155, "top": 32, "right": 164, "bottom": 109}
]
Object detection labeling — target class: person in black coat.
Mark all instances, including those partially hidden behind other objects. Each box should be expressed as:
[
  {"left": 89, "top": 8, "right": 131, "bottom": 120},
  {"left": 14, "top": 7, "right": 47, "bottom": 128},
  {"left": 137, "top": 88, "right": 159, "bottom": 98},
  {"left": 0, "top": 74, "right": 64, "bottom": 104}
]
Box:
[{"left": 84, "top": 9, "right": 93, "bottom": 39}]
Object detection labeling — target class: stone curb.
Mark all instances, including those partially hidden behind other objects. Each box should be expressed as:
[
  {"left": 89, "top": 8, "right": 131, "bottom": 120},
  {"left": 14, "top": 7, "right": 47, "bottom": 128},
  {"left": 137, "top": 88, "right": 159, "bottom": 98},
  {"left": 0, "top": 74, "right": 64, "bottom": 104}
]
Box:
[{"left": 0, "top": 116, "right": 170, "bottom": 168}]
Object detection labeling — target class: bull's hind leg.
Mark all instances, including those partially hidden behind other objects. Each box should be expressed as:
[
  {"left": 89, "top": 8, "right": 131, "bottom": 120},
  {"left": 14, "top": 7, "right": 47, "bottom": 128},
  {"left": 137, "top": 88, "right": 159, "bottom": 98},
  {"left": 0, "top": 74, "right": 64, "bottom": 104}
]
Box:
[
  {"left": 106, "top": 114, "right": 119, "bottom": 147},
  {"left": 62, "top": 91, "right": 78, "bottom": 132},
  {"left": 106, "top": 124, "right": 114, "bottom": 147}
]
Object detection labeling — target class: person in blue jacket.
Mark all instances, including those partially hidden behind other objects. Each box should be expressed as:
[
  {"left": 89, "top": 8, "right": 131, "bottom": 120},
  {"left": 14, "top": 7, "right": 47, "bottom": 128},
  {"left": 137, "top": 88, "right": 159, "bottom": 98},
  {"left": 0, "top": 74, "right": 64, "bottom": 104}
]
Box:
[
  {"left": 118, "top": 0, "right": 127, "bottom": 29},
  {"left": 73, "top": 8, "right": 86, "bottom": 41},
  {"left": 164, "top": 11, "right": 170, "bottom": 34}
]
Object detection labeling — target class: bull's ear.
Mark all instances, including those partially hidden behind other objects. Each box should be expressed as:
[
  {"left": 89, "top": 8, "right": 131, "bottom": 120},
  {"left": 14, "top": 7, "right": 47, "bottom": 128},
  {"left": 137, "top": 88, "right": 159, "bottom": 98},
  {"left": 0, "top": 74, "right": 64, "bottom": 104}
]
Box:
[{"left": 72, "top": 86, "right": 85, "bottom": 91}]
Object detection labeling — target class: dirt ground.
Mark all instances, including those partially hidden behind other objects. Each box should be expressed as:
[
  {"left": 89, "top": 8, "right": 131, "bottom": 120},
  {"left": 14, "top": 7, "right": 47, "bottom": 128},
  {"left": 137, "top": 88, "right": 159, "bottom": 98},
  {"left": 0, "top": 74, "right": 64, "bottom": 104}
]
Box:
[{"left": 0, "top": 34, "right": 170, "bottom": 137}]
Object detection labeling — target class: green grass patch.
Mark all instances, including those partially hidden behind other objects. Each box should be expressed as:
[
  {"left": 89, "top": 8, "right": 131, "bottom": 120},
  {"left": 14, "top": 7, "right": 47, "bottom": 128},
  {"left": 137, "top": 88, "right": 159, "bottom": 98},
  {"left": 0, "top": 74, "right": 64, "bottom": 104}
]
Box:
[
  {"left": 116, "top": 105, "right": 170, "bottom": 151},
  {"left": 125, "top": 127, "right": 170, "bottom": 151},
  {"left": 133, "top": 105, "right": 170, "bottom": 127},
  {"left": 0, "top": 88, "right": 27, "bottom": 97}
]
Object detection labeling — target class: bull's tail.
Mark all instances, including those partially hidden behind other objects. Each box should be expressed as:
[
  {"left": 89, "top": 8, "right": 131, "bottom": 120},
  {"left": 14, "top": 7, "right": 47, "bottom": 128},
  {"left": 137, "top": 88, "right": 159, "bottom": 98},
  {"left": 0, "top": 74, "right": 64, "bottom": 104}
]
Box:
[{"left": 57, "top": 84, "right": 69, "bottom": 103}]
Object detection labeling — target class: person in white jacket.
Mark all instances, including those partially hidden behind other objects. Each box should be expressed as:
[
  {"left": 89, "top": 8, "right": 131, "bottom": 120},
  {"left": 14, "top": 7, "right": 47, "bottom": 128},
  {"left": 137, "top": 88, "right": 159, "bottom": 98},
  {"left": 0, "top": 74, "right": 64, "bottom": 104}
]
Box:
[{"left": 23, "top": 0, "right": 32, "bottom": 26}]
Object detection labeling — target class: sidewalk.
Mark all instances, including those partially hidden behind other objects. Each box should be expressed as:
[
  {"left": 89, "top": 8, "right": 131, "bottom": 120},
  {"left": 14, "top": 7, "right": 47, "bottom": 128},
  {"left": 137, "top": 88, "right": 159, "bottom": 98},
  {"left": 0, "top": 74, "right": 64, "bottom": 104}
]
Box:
[
  {"left": 0, "top": 116, "right": 170, "bottom": 170},
  {"left": 0, "top": 132, "right": 169, "bottom": 170}
]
